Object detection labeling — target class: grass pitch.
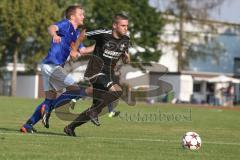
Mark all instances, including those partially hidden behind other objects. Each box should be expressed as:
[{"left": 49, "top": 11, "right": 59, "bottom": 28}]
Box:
[{"left": 0, "top": 96, "right": 239, "bottom": 160}]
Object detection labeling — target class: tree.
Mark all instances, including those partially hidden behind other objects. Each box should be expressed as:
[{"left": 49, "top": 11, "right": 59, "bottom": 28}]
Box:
[
  {"left": 0, "top": 0, "right": 164, "bottom": 96},
  {"left": 155, "top": 0, "right": 225, "bottom": 71},
  {"left": 0, "top": 0, "right": 63, "bottom": 96}
]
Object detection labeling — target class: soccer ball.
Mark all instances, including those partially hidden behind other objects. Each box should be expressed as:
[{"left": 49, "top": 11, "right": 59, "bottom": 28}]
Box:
[{"left": 182, "top": 132, "right": 201, "bottom": 150}]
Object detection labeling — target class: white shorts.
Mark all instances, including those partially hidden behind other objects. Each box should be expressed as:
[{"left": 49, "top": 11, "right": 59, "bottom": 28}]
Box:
[{"left": 41, "top": 64, "right": 77, "bottom": 92}]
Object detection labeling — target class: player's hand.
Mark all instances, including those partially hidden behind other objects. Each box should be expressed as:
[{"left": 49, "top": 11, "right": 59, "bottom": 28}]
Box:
[
  {"left": 53, "top": 35, "right": 61, "bottom": 43},
  {"left": 70, "top": 50, "right": 80, "bottom": 60}
]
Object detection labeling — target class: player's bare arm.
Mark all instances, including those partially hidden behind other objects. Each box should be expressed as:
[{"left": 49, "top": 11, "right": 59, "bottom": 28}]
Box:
[
  {"left": 79, "top": 44, "right": 95, "bottom": 55},
  {"left": 122, "top": 52, "right": 130, "bottom": 64},
  {"left": 69, "top": 44, "right": 95, "bottom": 60},
  {"left": 70, "top": 28, "right": 86, "bottom": 59},
  {"left": 48, "top": 25, "right": 61, "bottom": 43}
]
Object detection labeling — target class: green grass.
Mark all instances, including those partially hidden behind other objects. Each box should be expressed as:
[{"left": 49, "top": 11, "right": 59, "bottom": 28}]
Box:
[{"left": 0, "top": 96, "right": 240, "bottom": 160}]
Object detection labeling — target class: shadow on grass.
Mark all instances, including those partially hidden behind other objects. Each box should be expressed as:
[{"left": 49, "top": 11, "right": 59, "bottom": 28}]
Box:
[{"left": 0, "top": 127, "right": 66, "bottom": 137}]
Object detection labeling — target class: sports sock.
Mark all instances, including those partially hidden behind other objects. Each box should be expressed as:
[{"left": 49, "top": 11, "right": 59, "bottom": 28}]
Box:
[
  {"left": 67, "top": 89, "right": 122, "bottom": 129},
  {"left": 52, "top": 88, "right": 87, "bottom": 109},
  {"left": 27, "top": 99, "right": 54, "bottom": 125},
  {"left": 108, "top": 103, "right": 113, "bottom": 112}
]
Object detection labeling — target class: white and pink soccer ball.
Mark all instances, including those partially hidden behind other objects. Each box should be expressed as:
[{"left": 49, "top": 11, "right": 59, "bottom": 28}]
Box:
[{"left": 182, "top": 132, "right": 202, "bottom": 150}]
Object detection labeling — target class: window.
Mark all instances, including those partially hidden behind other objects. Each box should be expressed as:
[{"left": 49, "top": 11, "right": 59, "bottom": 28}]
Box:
[{"left": 193, "top": 83, "right": 201, "bottom": 93}]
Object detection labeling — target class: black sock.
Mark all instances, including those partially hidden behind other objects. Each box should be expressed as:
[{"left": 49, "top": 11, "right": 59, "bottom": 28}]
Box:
[{"left": 67, "top": 90, "right": 122, "bottom": 129}]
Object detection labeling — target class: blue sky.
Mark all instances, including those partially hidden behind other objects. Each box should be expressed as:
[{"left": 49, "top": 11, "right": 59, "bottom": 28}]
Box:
[{"left": 149, "top": 0, "right": 240, "bottom": 24}]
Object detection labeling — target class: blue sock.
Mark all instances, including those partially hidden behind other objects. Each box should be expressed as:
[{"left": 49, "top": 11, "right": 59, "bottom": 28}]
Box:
[
  {"left": 23, "top": 123, "right": 33, "bottom": 129},
  {"left": 53, "top": 88, "right": 87, "bottom": 109},
  {"left": 108, "top": 103, "right": 113, "bottom": 112},
  {"left": 27, "top": 99, "right": 54, "bottom": 125}
]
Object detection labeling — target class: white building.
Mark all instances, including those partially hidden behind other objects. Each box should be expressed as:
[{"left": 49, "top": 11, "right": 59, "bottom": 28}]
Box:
[
  {"left": 0, "top": 63, "right": 40, "bottom": 98},
  {"left": 156, "top": 15, "right": 240, "bottom": 105}
]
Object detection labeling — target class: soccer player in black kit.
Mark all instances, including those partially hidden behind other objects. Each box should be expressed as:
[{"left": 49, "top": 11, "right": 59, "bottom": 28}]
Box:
[{"left": 64, "top": 13, "right": 131, "bottom": 136}]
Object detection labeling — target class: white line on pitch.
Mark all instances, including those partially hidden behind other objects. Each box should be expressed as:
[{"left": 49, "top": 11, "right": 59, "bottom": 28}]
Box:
[{"left": 0, "top": 132, "right": 240, "bottom": 146}]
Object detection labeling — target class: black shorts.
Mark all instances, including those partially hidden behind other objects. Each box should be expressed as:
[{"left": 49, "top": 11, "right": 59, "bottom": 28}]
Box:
[{"left": 92, "top": 74, "right": 116, "bottom": 91}]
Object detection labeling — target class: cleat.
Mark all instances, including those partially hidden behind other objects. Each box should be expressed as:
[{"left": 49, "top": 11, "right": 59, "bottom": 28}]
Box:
[
  {"left": 89, "top": 115, "right": 100, "bottom": 126},
  {"left": 42, "top": 112, "right": 51, "bottom": 128},
  {"left": 108, "top": 111, "right": 115, "bottom": 118},
  {"left": 112, "top": 111, "right": 120, "bottom": 117},
  {"left": 108, "top": 111, "right": 120, "bottom": 118},
  {"left": 20, "top": 125, "right": 37, "bottom": 134},
  {"left": 87, "top": 110, "right": 100, "bottom": 126},
  {"left": 64, "top": 126, "right": 76, "bottom": 137},
  {"left": 41, "top": 105, "right": 51, "bottom": 128}
]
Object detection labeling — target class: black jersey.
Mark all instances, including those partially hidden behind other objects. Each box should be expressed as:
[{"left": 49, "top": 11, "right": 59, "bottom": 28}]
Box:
[{"left": 84, "top": 29, "right": 130, "bottom": 80}]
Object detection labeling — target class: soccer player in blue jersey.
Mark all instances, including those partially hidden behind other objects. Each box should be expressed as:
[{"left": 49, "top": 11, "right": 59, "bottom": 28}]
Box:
[{"left": 20, "top": 5, "right": 94, "bottom": 133}]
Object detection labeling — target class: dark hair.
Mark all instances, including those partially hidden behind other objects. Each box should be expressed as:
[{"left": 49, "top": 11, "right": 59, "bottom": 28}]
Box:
[
  {"left": 112, "top": 13, "right": 128, "bottom": 24},
  {"left": 65, "top": 5, "right": 83, "bottom": 20}
]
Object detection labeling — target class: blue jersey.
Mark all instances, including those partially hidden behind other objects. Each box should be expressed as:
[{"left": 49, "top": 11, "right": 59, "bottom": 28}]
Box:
[{"left": 42, "top": 19, "right": 84, "bottom": 65}]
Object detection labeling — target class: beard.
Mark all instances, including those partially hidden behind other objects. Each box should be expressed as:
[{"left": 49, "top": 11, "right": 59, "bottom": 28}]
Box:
[{"left": 116, "top": 30, "right": 126, "bottom": 37}]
